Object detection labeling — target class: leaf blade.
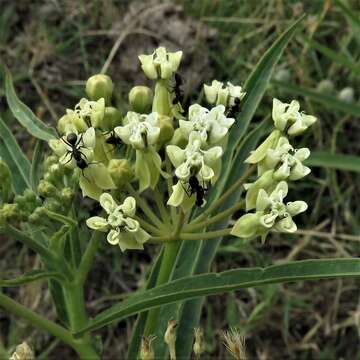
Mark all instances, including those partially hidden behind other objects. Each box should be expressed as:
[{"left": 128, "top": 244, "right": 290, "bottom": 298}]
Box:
[
  {"left": 305, "top": 151, "right": 360, "bottom": 172},
  {"left": 77, "top": 258, "right": 360, "bottom": 335},
  {"left": 0, "top": 270, "right": 65, "bottom": 287},
  {"left": 4, "top": 67, "right": 57, "bottom": 141}
]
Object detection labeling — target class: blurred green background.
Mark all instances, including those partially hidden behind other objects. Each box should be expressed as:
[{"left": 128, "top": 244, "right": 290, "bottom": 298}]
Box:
[{"left": 0, "top": 0, "right": 360, "bottom": 358}]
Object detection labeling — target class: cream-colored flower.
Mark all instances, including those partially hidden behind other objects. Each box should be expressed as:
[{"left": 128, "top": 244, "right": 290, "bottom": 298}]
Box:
[
  {"left": 115, "top": 112, "right": 160, "bottom": 150},
  {"left": 204, "top": 80, "right": 246, "bottom": 107},
  {"left": 138, "top": 46, "right": 182, "bottom": 80},
  {"left": 272, "top": 98, "right": 317, "bottom": 136},
  {"left": 86, "top": 193, "right": 150, "bottom": 252},
  {"left": 179, "top": 104, "right": 235, "bottom": 145}
]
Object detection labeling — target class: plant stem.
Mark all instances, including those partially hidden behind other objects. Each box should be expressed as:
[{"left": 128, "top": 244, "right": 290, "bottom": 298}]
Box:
[
  {"left": 77, "top": 231, "right": 103, "bottom": 285},
  {"left": 125, "top": 183, "right": 165, "bottom": 229},
  {"left": 153, "top": 187, "right": 171, "bottom": 224},
  {"left": 143, "top": 211, "right": 184, "bottom": 336},
  {"left": 180, "top": 228, "right": 232, "bottom": 240},
  {"left": 165, "top": 154, "right": 177, "bottom": 224},
  {"left": 143, "top": 240, "right": 181, "bottom": 336},
  {"left": 0, "top": 291, "right": 75, "bottom": 349},
  {"left": 184, "top": 201, "right": 245, "bottom": 232},
  {"left": 63, "top": 282, "right": 100, "bottom": 359},
  {"left": 133, "top": 215, "right": 164, "bottom": 236},
  {"left": 191, "top": 166, "right": 255, "bottom": 225}
]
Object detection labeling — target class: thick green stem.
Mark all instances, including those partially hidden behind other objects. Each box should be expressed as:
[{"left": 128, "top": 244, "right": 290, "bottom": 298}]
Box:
[
  {"left": 64, "top": 282, "right": 100, "bottom": 359},
  {"left": 143, "top": 240, "right": 181, "bottom": 336},
  {"left": 153, "top": 187, "right": 171, "bottom": 224},
  {"left": 77, "top": 231, "right": 103, "bottom": 285}
]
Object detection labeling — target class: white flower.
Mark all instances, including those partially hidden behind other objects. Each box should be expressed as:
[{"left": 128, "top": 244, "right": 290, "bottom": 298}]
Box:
[
  {"left": 258, "top": 136, "right": 311, "bottom": 180},
  {"left": 179, "top": 104, "right": 235, "bottom": 145},
  {"left": 114, "top": 112, "right": 160, "bottom": 150},
  {"left": 272, "top": 98, "right": 317, "bottom": 136},
  {"left": 138, "top": 47, "right": 182, "bottom": 80},
  {"left": 203, "top": 80, "right": 245, "bottom": 106},
  {"left": 231, "top": 181, "right": 308, "bottom": 240},
  {"left": 166, "top": 132, "right": 223, "bottom": 182},
  {"left": 86, "top": 193, "right": 150, "bottom": 252}
]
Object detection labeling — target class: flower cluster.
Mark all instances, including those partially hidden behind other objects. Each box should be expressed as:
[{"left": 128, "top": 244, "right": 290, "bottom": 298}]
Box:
[{"left": 231, "top": 98, "right": 317, "bottom": 241}]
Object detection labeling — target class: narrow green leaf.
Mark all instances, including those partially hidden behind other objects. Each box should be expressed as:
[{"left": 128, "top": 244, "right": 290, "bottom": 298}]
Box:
[
  {"left": 272, "top": 80, "right": 360, "bottom": 116},
  {"left": 305, "top": 151, "right": 360, "bottom": 172},
  {"left": 31, "top": 140, "right": 45, "bottom": 192},
  {"left": 0, "top": 116, "right": 31, "bottom": 193},
  {"left": 77, "top": 258, "right": 360, "bottom": 335},
  {"left": 303, "top": 36, "right": 360, "bottom": 75},
  {"left": 0, "top": 270, "right": 65, "bottom": 287},
  {"left": 334, "top": 0, "right": 360, "bottom": 46},
  {"left": 4, "top": 67, "right": 57, "bottom": 141},
  {"left": 43, "top": 209, "right": 78, "bottom": 227}
]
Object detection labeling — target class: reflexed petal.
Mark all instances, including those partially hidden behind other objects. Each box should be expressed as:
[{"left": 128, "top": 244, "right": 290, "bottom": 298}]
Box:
[
  {"left": 107, "top": 229, "right": 120, "bottom": 245},
  {"left": 294, "top": 148, "right": 310, "bottom": 162},
  {"left": 198, "top": 164, "right": 214, "bottom": 181},
  {"left": 275, "top": 216, "right": 297, "bottom": 233},
  {"left": 138, "top": 54, "right": 158, "bottom": 79},
  {"left": 135, "top": 150, "right": 151, "bottom": 192},
  {"left": 118, "top": 232, "right": 144, "bottom": 252},
  {"left": 166, "top": 145, "right": 185, "bottom": 168},
  {"left": 286, "top": 200, "right": 308, "bottom": 216},
  {"left": 82, "top": 127, "right": 96, "bottom": 149},
  {"left": 121, "top": 196, "right": 136, "bottom": 217},
  {"left": 49, "top": 139, "right": 68, "bottom": 157},
  {"left": 167, "top": 182, "right": 186, "bottom": 207},
  {"left": 256, "top": 189, "right": 272, "bottom": 211},
  {"left": 160, "top": 62, "right": 173, "bottom": 79},
  {"left": 86, "top": 216, "right": 109, "bottom": 231},
  {"left": 114, "top": 125, "right": 131, "bottom": 144},
  {"left": 203, "top": 146, "right": 223, "bottom": 163},
  {"left": 146, "top": 125, "right": 160, "bottom": 145},
  {"left": 87, "top": 163, "right": 116, "bottom": 190},
  {"left": 168, "top": 50, "right": 182, "bottom": 71},
  {"left": 79, "top": 175, "right": 103, "bottom": 200},
  {"left": 134, "top": 227, "right": 151, "bottom": 244},
  {"left": 271, "top": 181, "right": 288, "bottom": 202},
  {"left": 99, "top": 193, "right": 117, "bottom": 214}
]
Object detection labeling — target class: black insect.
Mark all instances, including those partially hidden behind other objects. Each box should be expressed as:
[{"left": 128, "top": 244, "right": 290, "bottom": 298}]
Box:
[
  {"left": 172, "top": 72, "right": 184, "bottom": 105},
  {"left": 105, "top": 130, "right": 122, "bottom": 148},
  {"left": 184, "top": 175, "right": 207, "bottom": 207},
  {"left": 60, "top": 132, "right": 89, "bottom": 175},
  {"left": 227, "top": 97, "right": 241, "bottom": 118}
]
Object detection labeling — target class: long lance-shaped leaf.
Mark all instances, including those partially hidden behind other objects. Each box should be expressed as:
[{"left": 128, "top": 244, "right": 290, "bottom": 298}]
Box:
[
  {"left": 145, "top": 16, "right": 304, "bottom": 358},
  {"left": 4, "top": 67, "right": 57, "bottom": 141},
  {"left": 0, "top": 116, "right": 31, "bottom": 193},
  {"left": 76, "top": 258, "right": 360, "bottom": 336},
  {"left": 31, "top": 139, "right": 45, "bottom": 192},
  {"left": 272, "top": 80, "right": 360, "bottom": 116},
  {"left": 0, "top": 270, "right": 65, "bottom": 287},
  {"left": 305, "top": 151, "right": 360, "bottom": 172}
]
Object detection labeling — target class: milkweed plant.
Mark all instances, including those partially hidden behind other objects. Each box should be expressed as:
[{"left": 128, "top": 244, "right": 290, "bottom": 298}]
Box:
[{"left": 1, "top": 18, "right": 356, "bottom": 359}]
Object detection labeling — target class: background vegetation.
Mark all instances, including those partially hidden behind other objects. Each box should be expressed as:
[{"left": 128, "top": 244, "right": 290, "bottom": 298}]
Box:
[{"left": 0, "top": 0, "right": 359, "bottom": 358}]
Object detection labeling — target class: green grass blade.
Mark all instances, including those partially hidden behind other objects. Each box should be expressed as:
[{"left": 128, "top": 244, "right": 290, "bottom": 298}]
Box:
[
  {"left": 76, "top": 258, "right": 360, "bottom": 335},
  {"left": 4, "top": 67, "right": 57, "bottom": 141},
  {"left": 0, "top": 116, "right": 31, "bottom": 193},
  {"left": 31, "top": 139, "right": 45, "bottom": 192},
  {"left": 305, "top": 151, "right": 360, "bottom": 172},
  {"left": 0, "top": 270, "right": 65, "bottom": 287},
  {"left": 272, "top": 80, "right": 360, "bottom": 116},
  {"left": 303, "top": 36, "right": 360, "bottom": 75},
  {"left": 334, "top": 0, "right": 360, "bottom": 46}
]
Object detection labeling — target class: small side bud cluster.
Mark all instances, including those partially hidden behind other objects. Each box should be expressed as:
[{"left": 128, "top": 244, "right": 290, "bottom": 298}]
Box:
[
  {"left": 140, "top": 335, "right": 156, "bottom": 360},
  {"left": 222, "top": 328, "right": 246, "bottom": 360},
  {"left": 231, "top": 98, "right": 317, "bottom": 242},
  {"left": 10, "top": 342, "right": 35, "bottom": 360},
  {"left": 193, "top": 327, "right": 205, "bottom": 359}
]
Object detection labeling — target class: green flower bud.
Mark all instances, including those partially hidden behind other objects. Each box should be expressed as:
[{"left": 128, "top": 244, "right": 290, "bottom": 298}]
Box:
[
  {"left": 38, "top": 180, "right": 57, "bottom": 198},
  {"left": 129, "top": 86, "right": 153, "bottom": 114},
  {"left": 0, "top": 203, "right": 23, "bottom": 226},
  {"left": 0, "top": 159, "right": 12, "bottom": 203},
  {"left": 107, "top": 159, "right": 133, "bottom": 188},
  {"left": 60, "top": 187, "right": 75, "bottom": 203},
  {"left": 158, "top": 115, "right": 174, "bottom": 145},
  {"left": 103, "top": 107, "right": 122, "bottom": 130},
  {"left": 57, "top": 112, "right": 88, "bottom": 134},
  {"left": 86, "top": 74, "right": 114, "bottom": 105},
  {"left": 45, "top": 198, "right": 62, "bottom": 212},
  {"left": 44, "top": 155, "right": 59, "bottom": 171}
]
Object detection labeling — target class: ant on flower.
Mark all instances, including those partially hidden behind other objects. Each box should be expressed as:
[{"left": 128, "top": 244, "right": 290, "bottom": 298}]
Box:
[{"left": 183, "top": 174, "right": 208, "bottom": 207}]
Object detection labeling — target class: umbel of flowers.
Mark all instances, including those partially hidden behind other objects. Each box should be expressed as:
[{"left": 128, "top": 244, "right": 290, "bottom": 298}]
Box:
[
  {"left": 39, "top": 45, "right": 316, "bottom": 253},
  {"left": 231, "top": 98, "right": 316, "bottom": 242}
]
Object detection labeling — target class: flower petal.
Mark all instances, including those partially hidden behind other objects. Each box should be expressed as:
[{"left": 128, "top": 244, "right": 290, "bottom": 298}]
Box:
[{"left": 86, "top": 216, "right": 109, "bottom": 231}]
